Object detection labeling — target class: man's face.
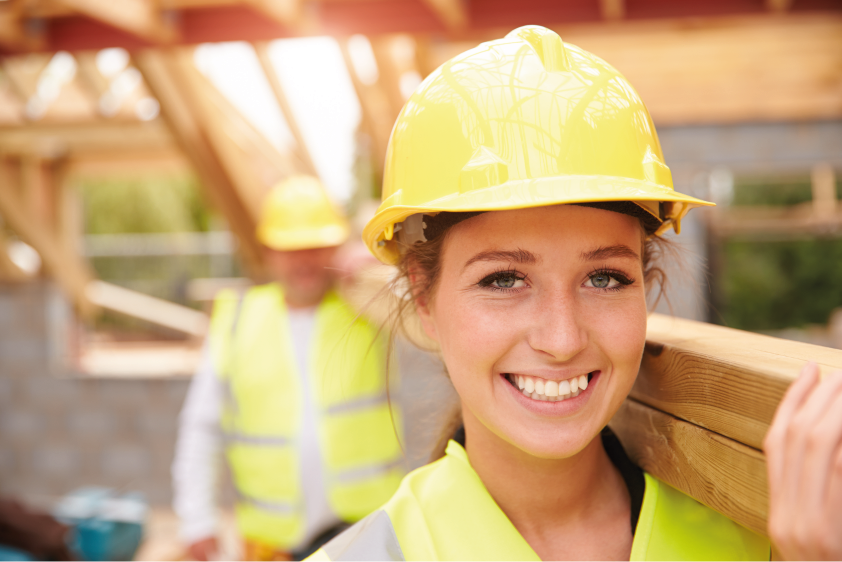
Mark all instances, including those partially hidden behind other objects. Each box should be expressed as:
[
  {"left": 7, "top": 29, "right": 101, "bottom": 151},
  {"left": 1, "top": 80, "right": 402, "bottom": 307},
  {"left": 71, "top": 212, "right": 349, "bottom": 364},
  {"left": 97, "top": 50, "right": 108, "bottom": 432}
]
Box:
[{"left": 264, "top": 246, "right": 339, "bottom": 307}]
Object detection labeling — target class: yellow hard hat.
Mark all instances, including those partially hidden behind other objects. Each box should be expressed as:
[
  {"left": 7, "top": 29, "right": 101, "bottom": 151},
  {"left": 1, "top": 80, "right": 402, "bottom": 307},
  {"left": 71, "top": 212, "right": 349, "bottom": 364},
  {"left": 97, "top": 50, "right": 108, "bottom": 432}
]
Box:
[
  {"left": 364, "top": 25, "right": 714, "bottom": 264},
  {"left": 257, "top": 175, "right": 350, "bottom": 251}
]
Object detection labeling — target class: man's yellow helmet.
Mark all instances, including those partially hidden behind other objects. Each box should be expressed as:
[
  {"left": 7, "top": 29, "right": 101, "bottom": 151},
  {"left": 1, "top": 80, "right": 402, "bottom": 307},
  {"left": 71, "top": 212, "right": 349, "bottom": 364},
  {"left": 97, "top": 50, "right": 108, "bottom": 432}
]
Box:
[
  {"left": 364, "top": 25, "right": 714, "bottom": 264},
  {"left": 257, "top": 175, "right": 350, "bottom": 251}
]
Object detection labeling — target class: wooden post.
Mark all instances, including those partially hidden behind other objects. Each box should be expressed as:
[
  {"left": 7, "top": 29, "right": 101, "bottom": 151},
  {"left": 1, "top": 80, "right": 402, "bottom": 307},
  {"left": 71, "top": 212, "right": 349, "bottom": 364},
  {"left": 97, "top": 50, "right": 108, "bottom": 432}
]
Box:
[
  {"left": 134, "top": 48, "right": 267, "bottom": 280},
  {"left": 0, "top": 158, "right": 95, "bottom": 316}
]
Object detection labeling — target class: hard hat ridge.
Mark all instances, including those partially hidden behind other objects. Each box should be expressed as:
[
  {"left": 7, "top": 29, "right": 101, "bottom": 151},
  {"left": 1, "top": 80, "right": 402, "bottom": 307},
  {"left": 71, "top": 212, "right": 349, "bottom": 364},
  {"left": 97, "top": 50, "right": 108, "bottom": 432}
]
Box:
[{"left": 506, "top": 25, "right": 569, "bottom": 73}]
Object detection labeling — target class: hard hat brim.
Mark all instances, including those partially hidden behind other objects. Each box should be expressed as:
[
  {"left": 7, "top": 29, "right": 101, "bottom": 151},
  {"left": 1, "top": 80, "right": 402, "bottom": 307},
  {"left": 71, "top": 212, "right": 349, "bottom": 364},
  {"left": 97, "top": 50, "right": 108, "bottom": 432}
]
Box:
[
  {"left": 258, "top": 224, "right": 350, "bottom": 252},
  {"left": 364, "top": 175, "right": 713, "bottom": 264}
]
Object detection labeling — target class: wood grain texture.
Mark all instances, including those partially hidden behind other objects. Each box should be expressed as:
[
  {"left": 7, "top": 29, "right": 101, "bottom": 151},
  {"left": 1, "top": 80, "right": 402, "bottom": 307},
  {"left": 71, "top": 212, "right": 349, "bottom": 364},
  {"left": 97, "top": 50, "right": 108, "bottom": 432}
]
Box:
[
  {"left": 610, "top": 399, "right": 769, "bottom": 537},
  {"left": 636, "top": 314, "right": 842, "bottom": 451}
]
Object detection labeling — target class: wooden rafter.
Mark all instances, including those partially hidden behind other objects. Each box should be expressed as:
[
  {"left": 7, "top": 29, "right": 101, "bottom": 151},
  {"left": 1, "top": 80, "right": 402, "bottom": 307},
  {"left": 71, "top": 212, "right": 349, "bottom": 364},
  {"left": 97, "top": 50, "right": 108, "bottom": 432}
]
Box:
[
  {"left": 339, "top": 38, "right": 396, "bottom": 179},
  {"left": 765, "top": 0, "right": 793, "bottom": 12},
  {"left": 0, "top": 158, "right": 95, "bottom": 315},
  {"left": 51, "top": 0, "right": 178, "bottom": 44},
  {"left": 0, "top": 3, "right": 44, "bottom": 51},
  {"left": 134, "top": 48, "right": 266, "bottom": 279},
  {"left": 254, "top": 42, "right": 318, "bottom": 177},
  {"left": 419, "top": 0, "right": 467, "bottom": 31},
  {"left": 0, "top": 121, "right": 176, "bottom": 157},
  {"left": 599, "top": 0, "right": 625, "bottom": 20},
  {"left": 242, "top": 0, "right": 312, "bottom": 31}
]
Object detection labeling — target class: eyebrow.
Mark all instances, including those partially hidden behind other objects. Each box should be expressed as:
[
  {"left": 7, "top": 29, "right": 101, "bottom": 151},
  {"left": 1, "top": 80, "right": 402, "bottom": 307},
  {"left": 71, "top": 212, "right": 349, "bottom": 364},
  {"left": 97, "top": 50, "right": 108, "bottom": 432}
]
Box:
[
  {"left": 464, "top": 249, "right": 539, "bottom": 270},
  {"left": 580, "top": 245, "right": 640, "bottom": 262}
]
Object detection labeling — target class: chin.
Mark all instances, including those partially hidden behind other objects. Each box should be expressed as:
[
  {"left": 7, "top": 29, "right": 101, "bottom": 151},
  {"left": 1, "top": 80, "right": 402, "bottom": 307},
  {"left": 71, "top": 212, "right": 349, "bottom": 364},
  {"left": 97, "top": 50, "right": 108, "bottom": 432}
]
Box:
[{"left": 503, "top": 422, "right": 599, "bottom": 460}]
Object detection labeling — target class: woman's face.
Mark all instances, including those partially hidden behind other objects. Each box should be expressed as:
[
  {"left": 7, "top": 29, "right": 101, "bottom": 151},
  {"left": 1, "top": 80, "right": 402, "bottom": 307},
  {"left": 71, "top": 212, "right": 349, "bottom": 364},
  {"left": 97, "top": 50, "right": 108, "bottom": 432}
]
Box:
[{"left": 416, "top": 205, "right": 648, "bottom": 459}]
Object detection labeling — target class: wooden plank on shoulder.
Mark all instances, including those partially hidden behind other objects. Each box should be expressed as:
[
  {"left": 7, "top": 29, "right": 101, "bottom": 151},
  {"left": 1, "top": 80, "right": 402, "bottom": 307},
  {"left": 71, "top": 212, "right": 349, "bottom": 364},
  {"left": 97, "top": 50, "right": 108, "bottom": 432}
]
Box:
[
  {"left": 636, "top": 313, "right": 842, "bottom": 451},
  {"left": 609, "top": 399, "right": 769, "bottom": 537}
]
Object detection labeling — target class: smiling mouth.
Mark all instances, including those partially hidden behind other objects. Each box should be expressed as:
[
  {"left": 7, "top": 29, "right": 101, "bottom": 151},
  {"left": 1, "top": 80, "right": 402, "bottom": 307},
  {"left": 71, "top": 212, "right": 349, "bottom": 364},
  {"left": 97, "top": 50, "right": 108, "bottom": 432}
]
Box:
[{"left": 504, "top": 372, "right": 595, "bottom": 402}]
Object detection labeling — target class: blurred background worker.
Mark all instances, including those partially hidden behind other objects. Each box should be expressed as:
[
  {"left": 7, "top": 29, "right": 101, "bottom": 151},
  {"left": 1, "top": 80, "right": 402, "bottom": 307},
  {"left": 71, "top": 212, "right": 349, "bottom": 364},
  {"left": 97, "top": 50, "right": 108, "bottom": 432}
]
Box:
[{"left": 172, "top": 175, "right": 405, "bottom": 561}]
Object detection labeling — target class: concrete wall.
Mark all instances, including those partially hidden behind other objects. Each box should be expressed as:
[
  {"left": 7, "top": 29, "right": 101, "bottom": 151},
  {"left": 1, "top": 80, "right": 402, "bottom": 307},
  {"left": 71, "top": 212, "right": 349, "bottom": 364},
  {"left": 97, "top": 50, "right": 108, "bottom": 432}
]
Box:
[{"left": 0, "top": 281, "right": 190, "bottom": 507}]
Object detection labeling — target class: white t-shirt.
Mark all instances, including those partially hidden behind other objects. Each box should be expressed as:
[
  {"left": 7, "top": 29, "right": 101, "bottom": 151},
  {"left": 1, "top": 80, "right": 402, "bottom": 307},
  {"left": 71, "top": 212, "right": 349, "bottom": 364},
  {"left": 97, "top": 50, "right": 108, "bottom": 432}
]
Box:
[{"left": 171, "top": 305, "right": 338, "bottom": 550}]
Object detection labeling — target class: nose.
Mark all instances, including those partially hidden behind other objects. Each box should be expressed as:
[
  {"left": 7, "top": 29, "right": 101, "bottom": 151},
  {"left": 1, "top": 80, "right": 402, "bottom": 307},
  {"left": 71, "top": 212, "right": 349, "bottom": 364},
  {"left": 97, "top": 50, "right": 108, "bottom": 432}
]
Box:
[{"left": 527, "top": 289, "right": 588, "bottom": 362}]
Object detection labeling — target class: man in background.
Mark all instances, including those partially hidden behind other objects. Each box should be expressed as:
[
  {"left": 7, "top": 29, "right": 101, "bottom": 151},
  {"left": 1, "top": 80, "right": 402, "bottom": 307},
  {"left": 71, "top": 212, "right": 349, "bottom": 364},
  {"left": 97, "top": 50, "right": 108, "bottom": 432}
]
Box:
[{"left": 172, "top": 176, "right": 404, "bottom": 561}]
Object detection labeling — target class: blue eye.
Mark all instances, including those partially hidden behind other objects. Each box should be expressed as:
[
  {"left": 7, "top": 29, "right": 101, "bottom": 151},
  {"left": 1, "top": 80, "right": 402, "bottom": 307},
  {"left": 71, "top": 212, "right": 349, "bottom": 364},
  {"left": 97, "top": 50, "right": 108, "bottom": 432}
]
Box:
[
  {"left": 478, "top": 270, "right": 527, "bottom": 291},
  {"left": 591, "top": 273, "right": 610, "bottom": 288},
  {"left": 495, "top": 275, "right": 517, "bottom": 288},
  {"left": 585, "top": 269, "right": 635, "bottom": 291}
]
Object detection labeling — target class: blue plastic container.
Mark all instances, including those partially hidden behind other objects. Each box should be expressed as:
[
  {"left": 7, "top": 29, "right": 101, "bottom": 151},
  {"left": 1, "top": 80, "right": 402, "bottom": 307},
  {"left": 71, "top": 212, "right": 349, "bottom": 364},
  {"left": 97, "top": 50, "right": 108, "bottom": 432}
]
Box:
[{"left": 53, "top": 487, "right": 146, "bottom": 561}]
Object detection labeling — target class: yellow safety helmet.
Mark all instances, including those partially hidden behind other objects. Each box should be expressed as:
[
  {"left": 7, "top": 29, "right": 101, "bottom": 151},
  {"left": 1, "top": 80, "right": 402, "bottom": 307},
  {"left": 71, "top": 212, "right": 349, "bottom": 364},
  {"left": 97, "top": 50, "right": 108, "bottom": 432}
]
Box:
[
  {"left": 257, "top": 175, "right": 350, "bottom": 251},
  {"left": 364, "top": 25, "right": 714, "bottom": 264}
]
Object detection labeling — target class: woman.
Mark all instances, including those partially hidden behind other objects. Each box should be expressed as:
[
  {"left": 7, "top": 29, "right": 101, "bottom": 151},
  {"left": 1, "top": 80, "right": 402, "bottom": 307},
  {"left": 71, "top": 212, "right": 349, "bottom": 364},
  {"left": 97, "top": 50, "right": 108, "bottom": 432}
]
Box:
[{"left": 311, "top": 25, "right": 842, "bottom": 560}]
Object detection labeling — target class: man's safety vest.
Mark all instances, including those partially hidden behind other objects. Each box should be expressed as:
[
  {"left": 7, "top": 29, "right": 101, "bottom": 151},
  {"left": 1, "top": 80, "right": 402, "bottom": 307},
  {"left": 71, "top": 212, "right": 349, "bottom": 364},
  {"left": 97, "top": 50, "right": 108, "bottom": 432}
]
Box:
[
  {"left": 309, "top": 440, "right": 770, "bottom": 561},
  {"left": 209, "top": 284, "right": 405, "bottom": 549}
]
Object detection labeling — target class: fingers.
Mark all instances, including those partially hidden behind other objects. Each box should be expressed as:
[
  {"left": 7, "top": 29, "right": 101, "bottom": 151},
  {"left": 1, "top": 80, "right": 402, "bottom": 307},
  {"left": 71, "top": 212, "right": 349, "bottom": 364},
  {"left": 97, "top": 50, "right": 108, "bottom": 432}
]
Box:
[
  {"left": 765, "top": 363, "right": 820, "bottom": 494},
  {"left": 801, "top": 373, "right": 842, "bottom": 515},
  {"left": 766, "top": 366, "right": 842, "bottom": 560}
]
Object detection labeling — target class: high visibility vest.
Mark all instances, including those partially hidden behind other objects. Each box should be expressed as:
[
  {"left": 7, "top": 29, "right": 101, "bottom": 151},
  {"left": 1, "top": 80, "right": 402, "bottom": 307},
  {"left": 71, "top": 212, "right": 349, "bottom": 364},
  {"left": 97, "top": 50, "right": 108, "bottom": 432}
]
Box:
[
  {"left": 309, "top": 440, "right": 770, "bottom": 561},
  {"left": 209, "top": 284, "right": 405, "bottom": 549}
]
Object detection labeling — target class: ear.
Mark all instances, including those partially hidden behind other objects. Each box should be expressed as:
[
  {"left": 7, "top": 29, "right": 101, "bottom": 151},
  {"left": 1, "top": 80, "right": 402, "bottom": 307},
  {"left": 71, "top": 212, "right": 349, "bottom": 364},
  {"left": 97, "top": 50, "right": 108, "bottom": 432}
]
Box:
[{"left": 409, "top": 269, "right": 440, "bottom": 343}]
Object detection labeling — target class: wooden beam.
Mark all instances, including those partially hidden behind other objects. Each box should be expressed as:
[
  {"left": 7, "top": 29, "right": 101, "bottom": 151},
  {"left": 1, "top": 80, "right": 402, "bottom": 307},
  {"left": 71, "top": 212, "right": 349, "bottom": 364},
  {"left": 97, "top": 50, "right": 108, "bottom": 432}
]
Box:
[
  {"left": 254, "top": 42, "right": 319, "bottom": 176},
  {"left": 419, "top": 0, "right": 467, "bottom": 30},
  {"left": 709, "top": 204, "right": 842, "bottom": 240},
  {"left": 174, "top": 49, "right": 293, "bottom": 214},
  {"left": 52, "top": 0, "right": 178, "bottom": 44},
  {"left": 765, "top": 0, "right": 793, "bottom": 13},
  {"left": 242, "top": 0, "right": 306, "bottom": 30},
  {"left": 610, "top": 399, "right": 769, "bottom": 537},
  {"left": 0, "top": 159, "right": 95, "bottom": 315},
  {"left": 133, "top": 48, "right": 266, "bottom": 279},
  {"left": 0, "top": 230, "right": 29, "bottom": 282},
  {"left": 0, "top": 120, "right": 176, "bottom": 157},
  {"left": 599, "top": 0, "right": 624, "bottom": 21},
  {"left": 634, "top": 313, "right": 842, "bottom": 451},
  {"left": 339, "top": 38, "right": 394, "bottom": 179},
  {"left": 86, "top": 280, "right": 209, "bottom": 337},
  {"left": 0, "top": 2, "right": 45, "bottom": 52}
]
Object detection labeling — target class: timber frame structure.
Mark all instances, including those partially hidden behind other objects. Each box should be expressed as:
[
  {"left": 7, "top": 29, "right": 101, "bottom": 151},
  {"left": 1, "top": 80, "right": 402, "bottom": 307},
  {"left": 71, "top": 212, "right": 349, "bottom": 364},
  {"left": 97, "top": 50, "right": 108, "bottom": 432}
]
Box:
[{"left": 0, "top": 0, "right": 842, "bottom": 540}]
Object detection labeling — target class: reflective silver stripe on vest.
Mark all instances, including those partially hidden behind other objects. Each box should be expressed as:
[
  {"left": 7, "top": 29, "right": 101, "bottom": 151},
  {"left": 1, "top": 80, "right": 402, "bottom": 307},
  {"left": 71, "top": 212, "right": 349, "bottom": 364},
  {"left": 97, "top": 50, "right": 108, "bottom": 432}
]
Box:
[
  {"left": 223, "top": 433, "right": 293, "bottom": 446},
  {"left": 235, "top": 490, "right": 297, "bottom": 515},
  {"left": 334, "top": 458, "right": 405, "bottom": 484},
  {"left": 326, "top": 392, "right": 389, "bottom": 415},
  {"left": 323, "top": 510, "right": 405, "bottom": 561}
]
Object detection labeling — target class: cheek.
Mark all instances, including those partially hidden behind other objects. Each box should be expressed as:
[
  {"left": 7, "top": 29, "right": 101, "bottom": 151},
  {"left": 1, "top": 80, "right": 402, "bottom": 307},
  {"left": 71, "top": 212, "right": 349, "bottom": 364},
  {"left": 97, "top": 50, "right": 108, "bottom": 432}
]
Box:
[
  {"left": 430, "top": 293, "right": 518, "bottom": 386},
  {"left": 587, "top": 292, "right": 648, "bottom": 388}
]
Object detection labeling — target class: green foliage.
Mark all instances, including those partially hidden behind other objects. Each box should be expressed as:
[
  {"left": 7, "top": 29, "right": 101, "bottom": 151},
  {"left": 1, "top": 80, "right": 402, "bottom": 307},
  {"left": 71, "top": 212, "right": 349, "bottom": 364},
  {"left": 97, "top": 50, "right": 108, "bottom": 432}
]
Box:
[
  {"left": 732, "top": 177, "right": 842, "bottom": 207},
  {"left": 78, "top": 174, "right": 215, "bottom": 234},
  {"left": 721, "top": 238, "right": 842, "bottom": 331}
]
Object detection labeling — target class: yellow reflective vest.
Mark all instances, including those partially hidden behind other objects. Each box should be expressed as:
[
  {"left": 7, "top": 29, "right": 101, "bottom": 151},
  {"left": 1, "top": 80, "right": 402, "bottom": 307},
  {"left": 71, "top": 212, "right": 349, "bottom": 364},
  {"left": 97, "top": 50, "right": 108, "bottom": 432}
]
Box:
[
  {"left": 309, "top": 440, "right": 770, "bottom": 561},
  {"left": 209, "top": 284, "right": 405, "bottom": 549}
]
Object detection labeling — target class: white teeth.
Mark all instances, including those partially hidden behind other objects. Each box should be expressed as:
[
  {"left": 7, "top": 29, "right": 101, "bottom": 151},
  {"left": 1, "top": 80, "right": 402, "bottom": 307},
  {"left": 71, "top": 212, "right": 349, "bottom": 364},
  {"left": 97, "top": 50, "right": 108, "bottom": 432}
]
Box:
[
  {"left": 511, "top": 373, "right": 590, "bottom": 403},
  {"left": 559, "top": 379, "right": 571, "bottom": 395},
  {"left": 545, "top": 380, "right": 558, "bottom": 397}
]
